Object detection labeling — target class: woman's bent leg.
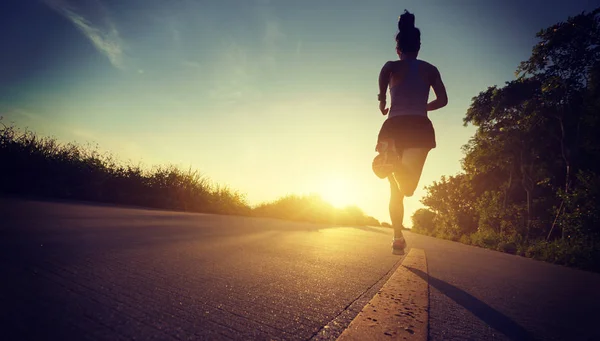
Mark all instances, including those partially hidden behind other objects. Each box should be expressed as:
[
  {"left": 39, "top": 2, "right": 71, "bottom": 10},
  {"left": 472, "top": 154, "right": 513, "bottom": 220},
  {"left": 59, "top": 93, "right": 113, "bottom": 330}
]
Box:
[
  {"left": 387, "top": 147, "right": 430, "bottom": 236},
  {"left": 396, "top": 148, "right": 430, "bottom": 197}
]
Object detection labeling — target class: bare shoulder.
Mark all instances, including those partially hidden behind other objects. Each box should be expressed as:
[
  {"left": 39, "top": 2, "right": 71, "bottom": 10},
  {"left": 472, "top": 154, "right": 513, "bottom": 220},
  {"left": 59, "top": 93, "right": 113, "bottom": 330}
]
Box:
[
  {"left": 418, "top": 60, "right": 439, "bottom": 73},
  {"left": 418, "top": 60, "right": 442, "bottom": 83},
  {"left": 382, "top": 60, "right": 400, "bottom": 70}
]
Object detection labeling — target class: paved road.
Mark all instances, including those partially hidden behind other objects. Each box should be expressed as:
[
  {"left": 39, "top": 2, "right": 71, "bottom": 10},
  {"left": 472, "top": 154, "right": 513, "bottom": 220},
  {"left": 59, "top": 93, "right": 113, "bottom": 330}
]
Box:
[
  {"left": 407, "top": 234, "right": 600, "bottom": 341},
  {"left": 0, "top": 198, "right": 403, "bottom": 341},
  {"left": 1, "top": 198, "right": 599, "bottom": 341}
]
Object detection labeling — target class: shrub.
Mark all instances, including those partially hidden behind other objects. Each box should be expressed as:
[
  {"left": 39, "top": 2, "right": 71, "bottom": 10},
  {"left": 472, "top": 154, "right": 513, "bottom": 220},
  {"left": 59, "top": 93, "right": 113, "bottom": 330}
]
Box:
[
  {"left": 459, "top": 234, "right": 471, "bottom": 245},
  {"left": 252, "top": 194, "right": 379, "bottom": 226},
  {"left": 470, "top": 229, "right": 502, "bottom": 249},
  {"left": 0, "top": 122, "right": 249, "bottom": 215},
  {"left": 411, "top": 208, "right": 436, "bottom": 235},
  {"left": 525, "top": 238, "right": 600, "bottom": 271},
  {"left": 497, "top": 241, "right": 518, "bottom": 254}
]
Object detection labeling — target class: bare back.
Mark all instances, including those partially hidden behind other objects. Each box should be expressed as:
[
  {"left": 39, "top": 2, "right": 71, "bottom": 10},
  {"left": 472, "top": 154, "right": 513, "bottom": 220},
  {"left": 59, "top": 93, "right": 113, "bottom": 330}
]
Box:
[
  {"left": 378, "top": 59, "right": 447, "bottom": 115},
  {"left": 387, "top": 59, "right": 437, "bottom": 89}
]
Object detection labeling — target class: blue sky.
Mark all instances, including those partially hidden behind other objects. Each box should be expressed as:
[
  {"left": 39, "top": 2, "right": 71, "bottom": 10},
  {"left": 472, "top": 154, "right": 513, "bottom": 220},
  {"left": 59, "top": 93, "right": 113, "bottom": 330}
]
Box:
[{"left": 2, "top": 0, "right": 598, "bottom": 224}]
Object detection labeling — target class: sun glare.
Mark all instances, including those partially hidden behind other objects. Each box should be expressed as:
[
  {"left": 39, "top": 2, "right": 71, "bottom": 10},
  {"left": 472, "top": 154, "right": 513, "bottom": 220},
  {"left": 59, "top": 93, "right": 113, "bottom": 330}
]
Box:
[{"left": 320, "top": 177, "right": 355, "bottom": 208}]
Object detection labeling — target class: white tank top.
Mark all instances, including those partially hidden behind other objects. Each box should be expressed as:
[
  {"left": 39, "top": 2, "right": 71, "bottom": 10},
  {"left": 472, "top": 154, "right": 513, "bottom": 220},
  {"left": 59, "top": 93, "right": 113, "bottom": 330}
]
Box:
[{"left": 389, "top": 60, "right": 430, "bottom": 118}]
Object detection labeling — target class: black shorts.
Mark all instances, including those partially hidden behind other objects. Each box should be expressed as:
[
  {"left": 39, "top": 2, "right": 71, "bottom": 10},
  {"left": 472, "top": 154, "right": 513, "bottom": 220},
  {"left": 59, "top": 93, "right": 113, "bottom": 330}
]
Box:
[{"left": 377, "top": 115, "right": 436, "bottom": 150}]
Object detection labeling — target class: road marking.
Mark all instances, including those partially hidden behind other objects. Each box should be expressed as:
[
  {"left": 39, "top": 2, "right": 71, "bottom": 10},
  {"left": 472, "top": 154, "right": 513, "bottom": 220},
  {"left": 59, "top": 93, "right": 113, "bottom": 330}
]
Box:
[{"left": 336, "top": 249, "right": 429, "bottom": 341}]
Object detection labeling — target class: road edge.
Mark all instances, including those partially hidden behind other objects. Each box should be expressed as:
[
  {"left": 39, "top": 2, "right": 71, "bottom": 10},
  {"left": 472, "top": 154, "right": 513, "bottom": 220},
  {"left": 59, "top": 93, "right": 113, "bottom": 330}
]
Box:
[{"left": 335, "top": 248, "right": 429, "bottom": 341}]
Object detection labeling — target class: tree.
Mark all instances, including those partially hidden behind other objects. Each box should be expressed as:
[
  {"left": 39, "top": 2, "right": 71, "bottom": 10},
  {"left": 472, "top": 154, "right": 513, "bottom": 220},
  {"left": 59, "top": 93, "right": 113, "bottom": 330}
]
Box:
[
  {"left": 517, "top": 8, "right": 600, "bottom": 194},
  {"left": 420, "top": 174, "right": 478, "bottom": 240},
  {"left": 412, "top": 8, "right": 600, "bottom": 270},
  {"left": 411, "top": 209, "right": 436, "bottom": 235},
  {"left": 463, "top": 78, "right": 555, "bottom": 240}
]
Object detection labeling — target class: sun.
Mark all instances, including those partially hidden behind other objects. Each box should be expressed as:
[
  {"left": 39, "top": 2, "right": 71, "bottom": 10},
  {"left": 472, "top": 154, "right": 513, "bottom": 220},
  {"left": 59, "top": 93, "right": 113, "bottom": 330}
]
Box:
[{"left": 320, "top": 177, "right": 355, "bottom": 208}]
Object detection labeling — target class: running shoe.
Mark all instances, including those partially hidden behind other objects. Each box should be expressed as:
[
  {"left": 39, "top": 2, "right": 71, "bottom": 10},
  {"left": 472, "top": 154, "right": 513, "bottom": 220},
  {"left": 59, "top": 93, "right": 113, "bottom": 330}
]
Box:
[{"left": 391, "top": 237, "right": 406, "bottom": 255}]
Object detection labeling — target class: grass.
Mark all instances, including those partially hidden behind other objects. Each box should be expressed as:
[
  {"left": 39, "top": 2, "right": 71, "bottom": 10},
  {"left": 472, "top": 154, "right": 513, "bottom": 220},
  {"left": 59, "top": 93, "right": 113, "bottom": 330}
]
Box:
[
  {"left": 0, "top": 121, "right": 380, "bottom": 227},
  {"left": 252, "top": 194, "right": 380, "bottom": 226},
  {"left": 411, "top": 226, "right": 600, "bottom": 273}
]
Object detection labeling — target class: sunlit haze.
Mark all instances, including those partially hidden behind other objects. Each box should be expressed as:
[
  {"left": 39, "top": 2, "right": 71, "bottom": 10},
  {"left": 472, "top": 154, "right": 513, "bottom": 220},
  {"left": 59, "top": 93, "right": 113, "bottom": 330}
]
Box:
[{"left": 1, "top": 0, "right": 596, "bottom": 225}]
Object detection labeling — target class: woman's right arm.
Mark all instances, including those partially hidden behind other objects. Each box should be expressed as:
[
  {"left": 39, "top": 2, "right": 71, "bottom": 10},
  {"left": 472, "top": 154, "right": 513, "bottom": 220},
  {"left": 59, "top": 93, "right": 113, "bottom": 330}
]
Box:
[
  {"left": 378, "top": 61, "right": 392, "bottom": 115},
  {"left": 427, "top": 66, "right": 448, "bottom": 111}
]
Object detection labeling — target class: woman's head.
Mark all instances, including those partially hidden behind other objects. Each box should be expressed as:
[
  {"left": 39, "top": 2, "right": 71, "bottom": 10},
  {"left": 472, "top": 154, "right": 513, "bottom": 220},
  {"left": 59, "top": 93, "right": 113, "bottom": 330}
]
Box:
[{"left": 396, "top": 10, "right": 421, "bottom": 56}]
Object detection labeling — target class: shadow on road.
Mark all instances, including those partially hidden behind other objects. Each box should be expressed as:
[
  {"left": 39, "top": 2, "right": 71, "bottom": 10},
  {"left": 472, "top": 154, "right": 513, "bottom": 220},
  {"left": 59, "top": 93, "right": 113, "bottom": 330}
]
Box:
[{"left": 406, "top": 267, "right": 537, "bottom": 341}]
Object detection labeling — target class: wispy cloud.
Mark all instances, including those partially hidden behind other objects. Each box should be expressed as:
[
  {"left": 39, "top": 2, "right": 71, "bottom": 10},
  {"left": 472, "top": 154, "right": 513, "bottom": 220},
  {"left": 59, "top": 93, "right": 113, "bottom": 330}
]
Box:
[
  {"left": 161, "top": 15, "right": 183, "bottom": 50},
  {"left": 208, "top": 4, "right": 288, "bottom": 104},
  {"left": 261, "top": 19, "right": 285, "bottom": 67},
  {"left": 43, "top": 0, "right": 125, "bottom": 69},
  {"left": 263, "top": 20, "right": 285, "bottom": 50},
  {"left": 4, "top": 107, "right": 45, "bottom": 122},
  {"left": 208, "top": 40, "right": 257, "bottom": 104}
]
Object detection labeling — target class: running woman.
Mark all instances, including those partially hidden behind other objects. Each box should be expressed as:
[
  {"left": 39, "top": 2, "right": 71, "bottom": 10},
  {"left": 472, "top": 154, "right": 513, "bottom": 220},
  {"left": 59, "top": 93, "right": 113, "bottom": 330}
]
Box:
[{"left": 372, "top": 10, "right": 448, "bottom": 255}]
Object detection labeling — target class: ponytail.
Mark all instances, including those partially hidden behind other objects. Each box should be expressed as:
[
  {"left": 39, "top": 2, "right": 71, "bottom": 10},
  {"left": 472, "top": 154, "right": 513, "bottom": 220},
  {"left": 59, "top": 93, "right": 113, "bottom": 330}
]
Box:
[{"left": 396, "top": 10, "right": 421, "bottom": 53}]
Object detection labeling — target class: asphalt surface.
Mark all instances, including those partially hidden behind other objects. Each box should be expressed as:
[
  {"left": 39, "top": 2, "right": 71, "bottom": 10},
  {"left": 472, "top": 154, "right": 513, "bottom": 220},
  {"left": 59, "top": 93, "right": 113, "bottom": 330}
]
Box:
[
  {"left": 1, "top": 198, "right": 599, "bottom": 341},
  {"left": 0, "top": 198, "right": 404, "bottom": 341},
  {"left": 407, "top": 234, "right": 600, "bottom": 341}
]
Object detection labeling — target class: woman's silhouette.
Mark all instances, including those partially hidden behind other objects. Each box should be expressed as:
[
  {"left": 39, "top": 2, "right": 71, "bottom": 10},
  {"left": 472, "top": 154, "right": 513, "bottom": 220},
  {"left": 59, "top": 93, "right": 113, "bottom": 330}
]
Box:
[{"left": 372, "top": 10, "right": 448, "bottom": 254}]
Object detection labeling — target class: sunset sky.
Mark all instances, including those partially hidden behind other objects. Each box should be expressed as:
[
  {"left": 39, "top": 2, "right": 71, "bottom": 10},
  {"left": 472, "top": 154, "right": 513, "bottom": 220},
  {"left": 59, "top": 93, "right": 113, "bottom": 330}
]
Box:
[{"left": 1, "top": 0, "right": 597, "bottom": 225}]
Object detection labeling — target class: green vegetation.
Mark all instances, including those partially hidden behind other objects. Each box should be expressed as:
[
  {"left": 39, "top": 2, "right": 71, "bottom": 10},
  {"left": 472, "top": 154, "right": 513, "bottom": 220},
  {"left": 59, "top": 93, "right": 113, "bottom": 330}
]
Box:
[
  {"left": 253, "top": 194, "right": 380, "bottom": 226},
  {"left": 0, "top": 120, "right": 379, "bottom": 227},
  {"left": 411, "top": 8, "right": 600, "bottom": 272}
]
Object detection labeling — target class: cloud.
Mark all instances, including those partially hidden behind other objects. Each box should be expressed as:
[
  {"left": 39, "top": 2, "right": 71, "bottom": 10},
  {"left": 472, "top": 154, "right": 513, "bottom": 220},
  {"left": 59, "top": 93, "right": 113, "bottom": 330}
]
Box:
[
  {"left": 260, "top": 9, "right": 287, "bottom": 66},
  {"left": 160, "top": 16, "right": 183, "bottom": 50},
  {"left": 43, "top": 0, "right": 125, "bottom": 69},
  {"left": 263, "top": 20, "right": 285, "bottom": 49},
  {"left": 206, "top": 3, "right": 288, "bottom": 104},
  {"left": 208, "top": 4, "right": 291, "bottom": 105},
  {"left": 5, "top": 108, "right": 45, "bottom": 122},
  {"left": 208, "top": 41, "right": 257, "bottom": 104}
]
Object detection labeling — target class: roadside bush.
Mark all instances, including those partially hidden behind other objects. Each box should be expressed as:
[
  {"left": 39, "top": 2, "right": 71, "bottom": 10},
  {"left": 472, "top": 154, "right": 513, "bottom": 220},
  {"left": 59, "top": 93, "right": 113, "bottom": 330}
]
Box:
[
  {"left": 525, "top": 238, "right": 600, "bottom": 271},
  {"left": 252, "top": 194, "right": 380, "bottom": 226},
  {"left": 0, "top": 123, "right": 248, "bottom": 214},
  {"left": 497, "top": 241, "right": 518, "bottom": 255},
  {"left": 459, "top": 234, "right": 471, "bottom": 245},
  {"left": 470, "top": 229, "right": 503, "bottom": 249},
  {"left": 411, "top": 208, "right": 436, "bottom": 235}
]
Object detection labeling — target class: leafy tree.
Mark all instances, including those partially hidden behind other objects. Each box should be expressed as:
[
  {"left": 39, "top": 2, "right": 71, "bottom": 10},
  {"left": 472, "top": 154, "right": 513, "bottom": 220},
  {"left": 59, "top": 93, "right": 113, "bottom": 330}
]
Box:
[
  {"left": 413, "top": 8, "right": 600, "bottom": 271},
  {"left": 411, "top": 208, "right": 436, "bottom": 235},
  {"left": 420, "top": 174, "right": 478, "bottom": 240},
  {"left": 517, "top": 8, "right": 600, "bottom": 194}
]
